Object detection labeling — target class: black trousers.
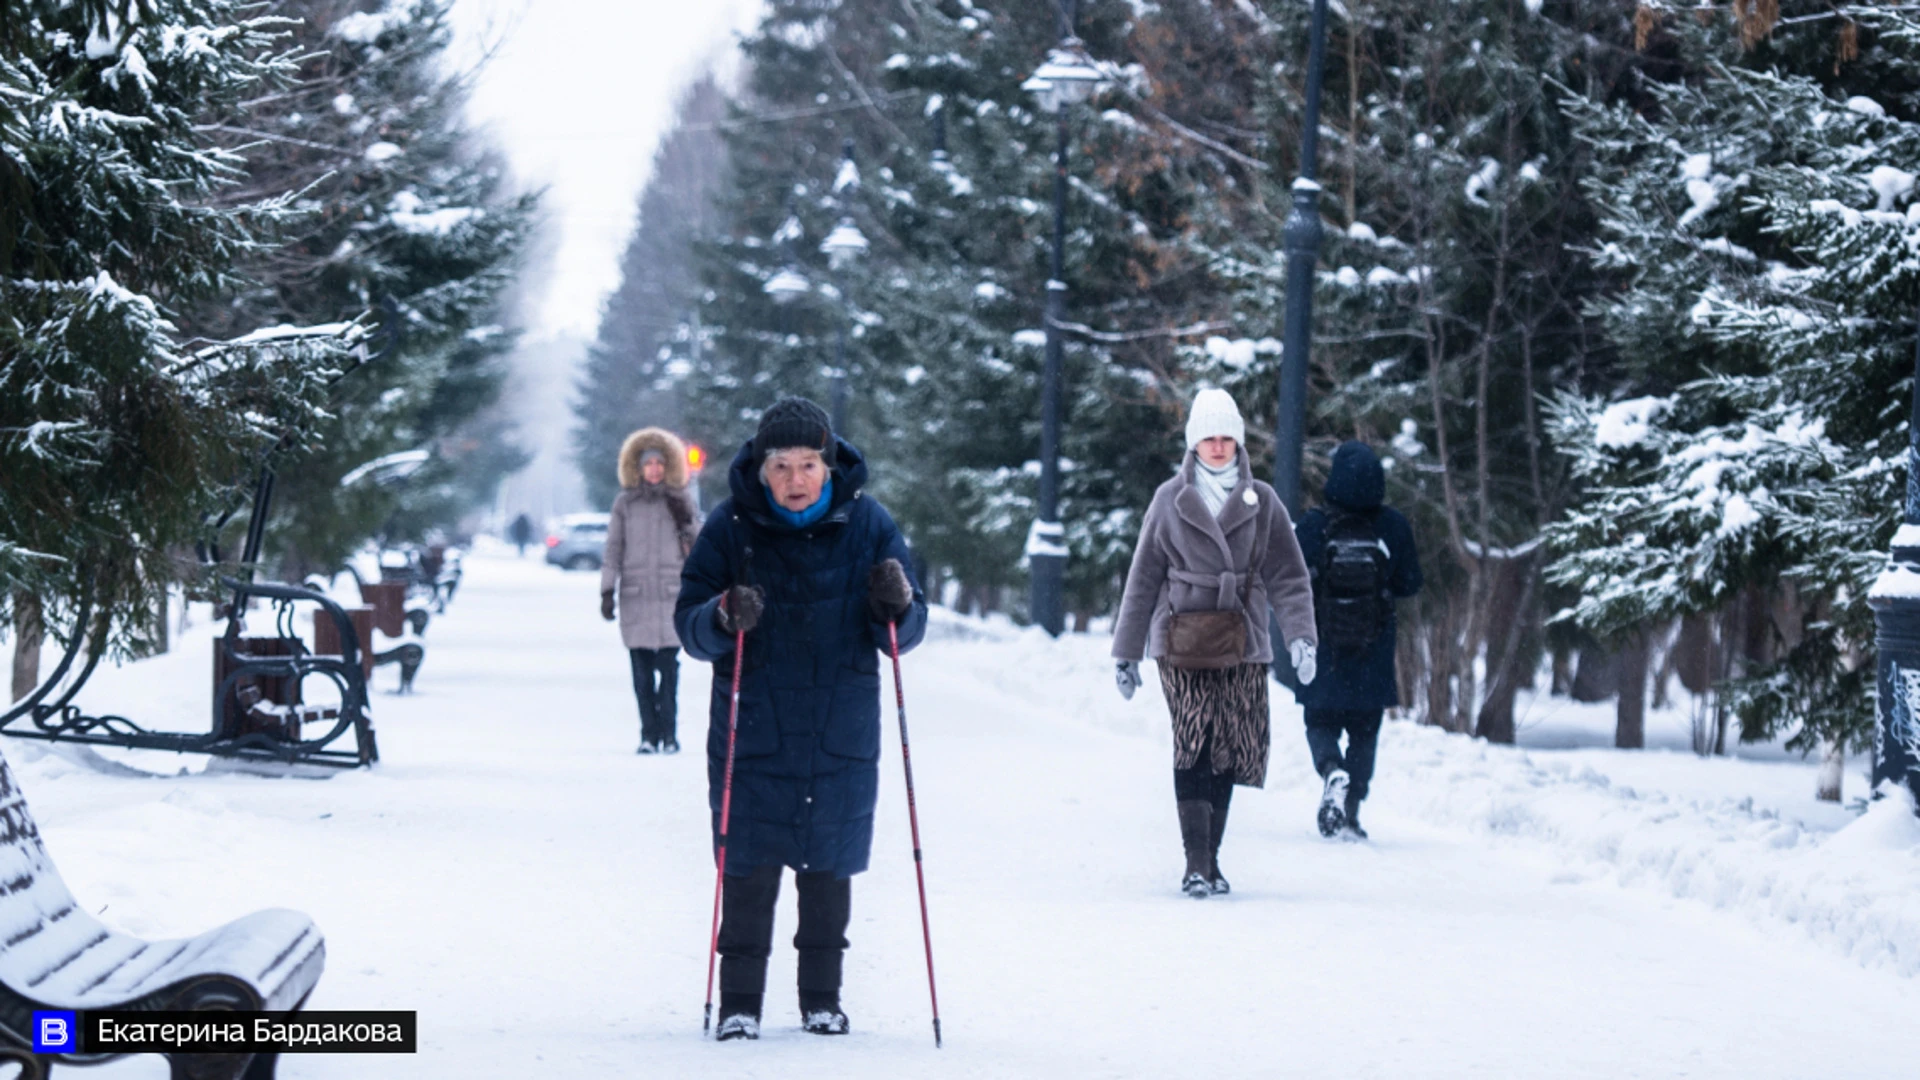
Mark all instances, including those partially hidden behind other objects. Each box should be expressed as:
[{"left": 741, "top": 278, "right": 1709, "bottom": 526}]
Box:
[
  {"left": 1304, "top": 708, "right": 1384, "bottom": 806},
  {"left": 717, "top": 863, "right": 852, "bottom": 997},
  {"left": 627, "top": 647, "right": 679, "bottom": 745},
  {"left": 1173, "top": 733, "right": 1234, "bottom": 816}
]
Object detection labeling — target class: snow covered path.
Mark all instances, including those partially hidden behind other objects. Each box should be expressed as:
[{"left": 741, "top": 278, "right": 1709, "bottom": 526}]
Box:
[{"left": 30, "top": 551, "right": 1919, "bottom": 1077}]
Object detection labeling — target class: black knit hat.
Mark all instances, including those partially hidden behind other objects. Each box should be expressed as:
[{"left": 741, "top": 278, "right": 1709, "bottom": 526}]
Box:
[{"left": 752, "top": 397, "right": 833, "bottom": 460}]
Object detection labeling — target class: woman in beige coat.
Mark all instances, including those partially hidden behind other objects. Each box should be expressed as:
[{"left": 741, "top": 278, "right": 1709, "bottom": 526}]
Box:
[
  {"left": 601, "top": 428, "right": 700, "bottom": 753},
  {"left": 1111, "top": 389, "right": 1319, "bottom": 897}
]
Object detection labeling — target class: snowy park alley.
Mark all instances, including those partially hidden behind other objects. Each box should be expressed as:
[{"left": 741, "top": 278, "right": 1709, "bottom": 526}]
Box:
[{"left": 7, "top": 548, "right": 1914, "bottom": 1078}]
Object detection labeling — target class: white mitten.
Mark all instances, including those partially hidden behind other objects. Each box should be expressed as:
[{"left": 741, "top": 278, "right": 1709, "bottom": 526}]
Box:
[
  {"left": 1290, "top": 639, "right": 1317, "bottom": 686},
  {"left": 1115, "top": 660, "right": 1143, "bottom": 701}
]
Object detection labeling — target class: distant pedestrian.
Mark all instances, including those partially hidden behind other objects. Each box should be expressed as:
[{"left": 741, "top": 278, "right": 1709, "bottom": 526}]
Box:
[
  {"left": 602, "top": 428, "right": 699, "bottom": 754},
  {"left": 1291, "top": 441, "right": 1423, "bottom": 840},
  {"left": 508, "top": 512, "right": 535, "bottom": 557},
  {"left": 1112, "top": 388, "right": 1319, "bottom": 898},
  {"left": 675, "top": 396, "right": 927, "bottom": 1041}
]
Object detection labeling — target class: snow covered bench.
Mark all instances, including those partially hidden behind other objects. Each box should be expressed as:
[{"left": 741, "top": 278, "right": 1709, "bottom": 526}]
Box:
[{"left": 0, "top": 755, "right": 324, "bottom": 1079}]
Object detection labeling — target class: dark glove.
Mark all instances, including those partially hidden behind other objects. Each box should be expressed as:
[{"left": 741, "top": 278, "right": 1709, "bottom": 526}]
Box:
[
  {"left": 600, "top": 591, "right": 616, "bottom": 622},
  {"left": 715, "top": 585, "right": 763, "bottom": 635},
  {"left": 867, "top": 558, "right": 914, "bottom": 624}
]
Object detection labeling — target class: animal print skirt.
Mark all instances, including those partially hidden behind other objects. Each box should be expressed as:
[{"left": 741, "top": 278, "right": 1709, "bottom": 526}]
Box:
[{"left": 1157, "top": 662, "right": 1270, "bottom": 788}]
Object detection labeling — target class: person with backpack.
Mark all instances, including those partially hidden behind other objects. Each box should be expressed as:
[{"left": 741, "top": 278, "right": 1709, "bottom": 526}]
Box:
[
  {"left": 674, "top": 397, "right": 927, "bottom": 1041},
  {"left": 1291, "top": 440, "right": 1423, "bottom": 840},
  {"left": 1112, "top": 389, "right": 1319, "bottom": 898}
]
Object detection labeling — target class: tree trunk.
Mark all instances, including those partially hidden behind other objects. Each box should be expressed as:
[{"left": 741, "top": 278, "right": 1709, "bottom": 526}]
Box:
[
  {"left": 1550, "top": 643, "right": 1572, "bottom": 697},
  {"left": 1423, "top": 612, "right": 1455, "bottom": 728},
  {"left": 1615, "top": 630, "right": 1649, "bottom": 750},
  {"left": 1674, "top": 613, "right": 1716, "bottom": 695},
  {"left": 1650, "top": 620, "right": 1676, "bottom": 710},
  {"left": 1475, "top": 551, "right": 1539, "bottom": 745},
  {"left": 1396, "top": 600, "right": 1422, "bottom": 717},
  {"left": 11, "top": 592, "right": 43, "bottom": 704},
  {"left": 1815, "top": 740, "right": 1845, "bottom": 803},
  {"left": 1570, "top": 645, "right": 1618, "bottom": 704},
  {"left": 155, "top": 589, "right": 170, "bottom": 655}
]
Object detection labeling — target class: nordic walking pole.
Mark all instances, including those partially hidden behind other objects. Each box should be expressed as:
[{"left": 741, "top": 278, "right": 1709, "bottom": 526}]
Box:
[
  {"left": 702, "top": 618, "right": 747, "bottom": 1036},
  {"left": 888, "top": 619, "right": 942, "bottom": 1048}
]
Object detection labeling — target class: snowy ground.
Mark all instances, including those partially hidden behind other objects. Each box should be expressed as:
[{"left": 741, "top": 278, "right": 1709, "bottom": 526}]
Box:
[{"left": 15, "top": 548, "right": 1920, "bottom": 1078}]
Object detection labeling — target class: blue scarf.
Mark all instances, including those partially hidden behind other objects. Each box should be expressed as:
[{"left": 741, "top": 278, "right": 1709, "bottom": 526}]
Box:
[{"left": 765, "top": 476, "right": 834, "bottom": 528}]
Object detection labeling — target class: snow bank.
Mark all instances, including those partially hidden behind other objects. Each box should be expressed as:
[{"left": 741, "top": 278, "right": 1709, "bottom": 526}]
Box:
[{"left": 1381, "top": 727, "right": 1920, "bottom": 977}]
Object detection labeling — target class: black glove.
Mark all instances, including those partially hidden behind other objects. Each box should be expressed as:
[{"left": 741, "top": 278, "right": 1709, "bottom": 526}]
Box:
[
  {"left": 715, "top": 585, "right": 763, "bottom": 635},
  {"left": 600, "top": 591, "right": 616, "bottom": 622},
  {"left": 867, "top": 559, "right": 913, "bottom": 624}
]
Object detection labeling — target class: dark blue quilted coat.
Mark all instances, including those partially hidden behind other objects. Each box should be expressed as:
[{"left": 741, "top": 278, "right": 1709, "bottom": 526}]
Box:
[{"left": 674, "top": 437, "right": 928, "bottom": 878}]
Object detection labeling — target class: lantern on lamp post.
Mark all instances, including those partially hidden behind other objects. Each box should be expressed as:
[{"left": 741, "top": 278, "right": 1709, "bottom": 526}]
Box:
[{"left": 819, "top": 219, "right": 869, "bottom": 434}]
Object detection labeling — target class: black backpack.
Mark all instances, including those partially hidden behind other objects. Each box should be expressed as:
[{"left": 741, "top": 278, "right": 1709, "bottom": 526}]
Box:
[{"left": 1314, "top": 510, "right": 1390, "bottom": 653}]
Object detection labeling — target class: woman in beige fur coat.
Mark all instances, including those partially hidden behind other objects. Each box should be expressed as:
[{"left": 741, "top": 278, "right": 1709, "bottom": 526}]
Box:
[{"left": 601, "top": 428, "right": 700, "bottom": 753}]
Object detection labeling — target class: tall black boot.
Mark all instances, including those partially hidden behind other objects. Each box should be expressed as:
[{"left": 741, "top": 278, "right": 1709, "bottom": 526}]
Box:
[
  {"left": 795, "top": 871, "right": 851, "bottom": 1035},
  {"left": 716, "top": 865, "right": 779, "bottom": 1040},
  {"left": 1176, "top": 799, "right": 1213, "bottom": 899},
  {"left": 1208, "top": 786, "right": 1233, "bottom": 895}
]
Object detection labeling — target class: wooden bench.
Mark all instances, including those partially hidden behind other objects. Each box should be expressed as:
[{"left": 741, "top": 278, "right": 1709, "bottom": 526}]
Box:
[
  {"left": 0, "top": 754, "right": 325, "bottom": 1079},
  {"left": 418, "top": 545, "right": 461, "bottom": 613},
  {"left": 352, "top": 584, "right": 425, "bottom": 694},
  {"left": 216, "top": 636, "right": 325, "bottom": 743}
]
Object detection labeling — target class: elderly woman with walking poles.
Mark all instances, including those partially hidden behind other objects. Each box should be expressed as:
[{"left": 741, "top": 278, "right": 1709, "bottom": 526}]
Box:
[
  {"left": 675, "top": 397, "right": 929, "bottom": 1042},
  {"left": 1112, "top": 389, "right": 1320, "bottom": 898},
  {"left": 601, "top": 427, "right": 700, "bottom": 754}
]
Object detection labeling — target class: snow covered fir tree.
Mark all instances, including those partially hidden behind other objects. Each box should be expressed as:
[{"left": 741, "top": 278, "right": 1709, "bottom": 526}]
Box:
[
  {"left": 186, "top": 0, "right": 537, "bottom": 580},
  {"left": 1550, "top": 3, "right": 1920, "bottom": 792},
  {"left": 2, "top": 0, "right": 535, "bottom": 685},
  {"left": 1, "top": 0, "right": 355, "bottom": 661}
]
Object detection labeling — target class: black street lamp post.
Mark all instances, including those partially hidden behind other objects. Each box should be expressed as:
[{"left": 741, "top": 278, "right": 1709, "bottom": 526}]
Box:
[
  {"left": 1275, "top": 0, "right": 1333, "bottom": 517},
  {"left": 1868, "top": 305, "right": 1920, "bottom": 809},
  {"left": 1022, "top": 14, "right": 1110, "bottom": 637}
]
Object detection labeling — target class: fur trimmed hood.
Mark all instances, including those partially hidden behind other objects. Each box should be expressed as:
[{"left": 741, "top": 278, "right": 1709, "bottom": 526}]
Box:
[{"left": 618, "top": 428, "right": 689, "bottom": 490}]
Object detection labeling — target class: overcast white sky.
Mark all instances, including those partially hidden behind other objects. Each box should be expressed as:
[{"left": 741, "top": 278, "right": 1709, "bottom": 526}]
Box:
[{"left": 448, "top": 0, "right": 762, "bottom": 340}]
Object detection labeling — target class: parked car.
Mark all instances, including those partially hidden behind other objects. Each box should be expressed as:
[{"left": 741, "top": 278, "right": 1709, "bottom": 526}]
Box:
[{"left": 545, "top": 513, "right": 610, "bottom": 571}]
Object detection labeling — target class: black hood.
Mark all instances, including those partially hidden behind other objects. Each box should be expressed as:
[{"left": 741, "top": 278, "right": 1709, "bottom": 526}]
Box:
[
  {"left": 726, "top": 434, "right": 869, "bottom": 527},
  {"left": 1323, "top": 440, "right": 1385, "bottom": 511}
]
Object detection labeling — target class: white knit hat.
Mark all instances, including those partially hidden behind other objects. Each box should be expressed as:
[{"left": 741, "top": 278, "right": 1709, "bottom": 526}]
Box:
[{"left": 1185, "top": 388, "right": 1246, "bottom": 450}]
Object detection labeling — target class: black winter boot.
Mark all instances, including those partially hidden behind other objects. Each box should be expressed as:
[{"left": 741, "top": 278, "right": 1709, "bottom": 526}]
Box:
[
  {"left": 1176, "top": 800, "right": 1213, "bottom": 898},
  {"left": 1317, "top": 770, "right": 1350, "bottom": 838},
  {"left": 1343, "top": 793, "right": 1368, "bottom": 840},
  {"left": 1208, "top": 797, "right": 1231, "bottom": 895},
  {"left": 800, "top": 991, "right": 850, "bottom": 1035},
  {"left": 715, "top": 993, "right": 762, "bottom": 1041}
]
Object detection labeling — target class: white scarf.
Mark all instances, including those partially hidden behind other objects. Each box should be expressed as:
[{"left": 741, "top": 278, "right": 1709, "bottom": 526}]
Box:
[{"left": 1194, "top": 456, "right": 1239, "bottom": 518}]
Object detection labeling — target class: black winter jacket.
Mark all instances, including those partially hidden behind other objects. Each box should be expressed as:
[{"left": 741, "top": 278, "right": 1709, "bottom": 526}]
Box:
[{"left": 1292, "top": 442, "right": 1422, "bottom": 712}]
